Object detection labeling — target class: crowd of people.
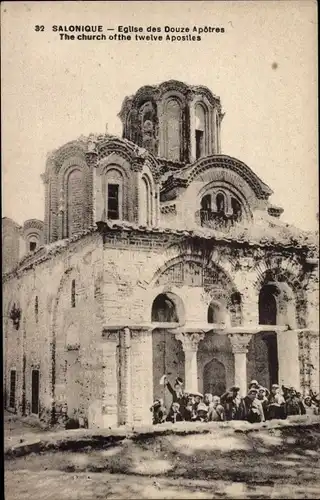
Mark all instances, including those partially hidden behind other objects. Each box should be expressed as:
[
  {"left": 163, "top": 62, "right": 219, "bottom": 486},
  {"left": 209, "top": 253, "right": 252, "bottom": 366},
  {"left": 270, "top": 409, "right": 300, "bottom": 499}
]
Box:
[{"left": 150, "top": 375, "right": 320, "bottom": 425}]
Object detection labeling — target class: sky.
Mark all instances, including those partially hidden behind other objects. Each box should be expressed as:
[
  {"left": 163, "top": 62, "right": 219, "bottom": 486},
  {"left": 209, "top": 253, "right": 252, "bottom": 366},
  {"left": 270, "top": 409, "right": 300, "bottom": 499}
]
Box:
[{"left": 1, "top": 0, "right": 318, "bottom": 231}]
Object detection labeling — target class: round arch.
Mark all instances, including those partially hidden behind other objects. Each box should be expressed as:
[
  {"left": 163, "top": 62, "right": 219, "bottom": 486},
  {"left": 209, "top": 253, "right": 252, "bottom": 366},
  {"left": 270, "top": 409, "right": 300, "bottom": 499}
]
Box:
[
  {"left": 255, "top": 268, "right": 306, "bottom": 329},
  {"left": 187, "top": 155, "right": 273, "bottom": 200},
  {"left": 149, "top": 254, "right": 242, "bottom": 326},
  {"left": 151, "top": 292, "right": 185, "bottom": 324},
  {"left": 50, "top": 266, "right": 85, "bottom": 422},
  {"left": 197, "top": 179, "right": 253, "bottom": 221},
  {"left": 207, "top": 300, "right": 227, "bottom": 324}
]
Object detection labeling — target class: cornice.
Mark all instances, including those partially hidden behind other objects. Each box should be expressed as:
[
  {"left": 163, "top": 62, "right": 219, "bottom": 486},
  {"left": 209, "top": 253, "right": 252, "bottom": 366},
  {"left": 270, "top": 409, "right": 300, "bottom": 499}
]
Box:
[{"left": 3, "top": 220, "right": 316, "bottom": 283}]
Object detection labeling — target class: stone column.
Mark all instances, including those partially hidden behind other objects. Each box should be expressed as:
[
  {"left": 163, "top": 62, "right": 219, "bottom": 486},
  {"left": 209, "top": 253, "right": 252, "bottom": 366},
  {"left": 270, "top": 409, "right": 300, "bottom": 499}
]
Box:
[
  {"left": 228, "top": 333, "right": 252, "bottom": 397},
  {"left": 101, "top": 330, "right": 119, "bottom": 428},
  {"left": 130, "top": 327, "right": 153, "bottom": 425},
  {"left": 309, "top": 331, "right": 320, "bottom": 394},
  {"left": 277, "top": 329, "right": 300, "bottom": 391},
  {"left": 175, "top": 332, "right": 205, "bottom": 392},
  {"left": 298, "top": 329, "right": 320, "bottom": 395},
  {"left": 118, "top": 327, "right": 132, "bottom": 426}
]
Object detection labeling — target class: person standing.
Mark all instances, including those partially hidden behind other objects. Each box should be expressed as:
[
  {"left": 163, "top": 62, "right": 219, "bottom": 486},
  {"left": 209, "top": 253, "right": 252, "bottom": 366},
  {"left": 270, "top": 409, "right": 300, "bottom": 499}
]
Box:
[
  {"left": 150, "top": 399, "right": 167, "bottom": 424},
  {"left": 207, "top": 395, "right": 225, "bottom": 421},
  {"left": 267, "top": 384, "right": 286, "bottom": 420},
  {"left": 166, "top": 402, "right": 183, "bottom": 423},
  {"left": 304, "top": 395, "right": 319, "bottom": 416},
  {"left": 257, "top": 387, "right": 270, "bottom": 419},
  {"left": 221, "top": 386, "right": 245, "bottom": 421},
  {"left": 285, "top": 387, "right": 306, "bottom": 416},
  {"left": 243, "top": 388, "right": 265, "bottom": 423},
  {"left": 161, "top": 375, "right": 187, "bottom": 419}
]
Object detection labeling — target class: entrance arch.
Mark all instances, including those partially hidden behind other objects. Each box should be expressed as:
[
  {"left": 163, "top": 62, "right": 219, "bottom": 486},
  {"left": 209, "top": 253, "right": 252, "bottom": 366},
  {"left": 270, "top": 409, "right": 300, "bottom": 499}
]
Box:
[
  {"left": 151, "top": 292, "right": 185, "bottom": 410},
  {"left": 256, "top": 283, "right": 279, "bottom": 386},
  {"left": 203, "top": 358, "right": 226, "bottom": 396}
]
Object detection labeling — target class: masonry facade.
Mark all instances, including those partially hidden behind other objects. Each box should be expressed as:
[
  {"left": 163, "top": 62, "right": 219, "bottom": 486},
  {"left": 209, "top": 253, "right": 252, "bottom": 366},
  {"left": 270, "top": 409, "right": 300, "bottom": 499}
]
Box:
[{"left": 3, "top": 80, "right": 319, "bottom": 428}]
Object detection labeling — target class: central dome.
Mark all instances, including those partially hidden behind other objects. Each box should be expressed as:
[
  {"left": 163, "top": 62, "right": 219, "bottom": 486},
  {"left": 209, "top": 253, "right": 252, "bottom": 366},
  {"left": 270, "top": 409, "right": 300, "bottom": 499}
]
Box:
[{"left": 118, "top": 80, "right": 224, "bottom": 163}]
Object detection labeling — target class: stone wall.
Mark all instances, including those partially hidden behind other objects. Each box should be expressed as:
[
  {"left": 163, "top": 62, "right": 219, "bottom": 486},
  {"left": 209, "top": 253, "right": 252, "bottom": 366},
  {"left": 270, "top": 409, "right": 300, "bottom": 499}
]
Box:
[
  {"left": 3, "top": 227, "right": 319, "bottom": 427},
  {"left": 3, "top": 232, "right": 105, "bottom": 426}
]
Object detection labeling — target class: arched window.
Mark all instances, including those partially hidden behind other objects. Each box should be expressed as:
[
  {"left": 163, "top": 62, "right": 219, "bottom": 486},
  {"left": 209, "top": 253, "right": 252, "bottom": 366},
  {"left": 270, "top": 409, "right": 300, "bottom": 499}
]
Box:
[
  {"left": 105, "top": 168, "right": 123, "bottom": 220},
  {"left": 164, "top": 99, "right": 181, "bottom": 161},
  {"left": 231, "top": 198, "right": 242, "bottom": 221},
  {"left": 259, "top": 285, "right": 278, "bottom": 325},
  {"left": 140, "top": 175, "right": 153, "bottom": 226},
  {"left": 201, "top": 194, "right": 211, "bottom": 212},
  {"left": 195, "top": 104, "right": 206, "bottom": 159},
  {"left": 207, "top": 302, "right": 225, "bottom": 324},
  {"left": 66, "top": 169, "right": 84, "bottom": 237},
  {"left": 216, "top": 193, "right": 225, "bottom": 214},
  {"left": 27, "top": 235, "right": 39, "bottom": 253},
  {"left": 229, "top": 292, "right": 242, "bottom": 326},
  {"left": 152, "top": 293, "right": 179, "bottom": 323}
]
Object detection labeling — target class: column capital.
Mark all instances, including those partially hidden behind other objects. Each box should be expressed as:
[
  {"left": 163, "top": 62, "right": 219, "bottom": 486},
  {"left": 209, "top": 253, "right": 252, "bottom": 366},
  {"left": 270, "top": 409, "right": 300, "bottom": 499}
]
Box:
[
  {"left": 175, "top": 331, "right": 205, "bottom": 352},
  {"left": 228, "top": 333, "right": 252, "bottom": 354}
]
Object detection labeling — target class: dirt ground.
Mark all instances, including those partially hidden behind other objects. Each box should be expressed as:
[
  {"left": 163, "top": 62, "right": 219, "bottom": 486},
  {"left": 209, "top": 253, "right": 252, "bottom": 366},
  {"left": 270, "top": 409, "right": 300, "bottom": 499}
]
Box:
[{"left": 4, "top": 413, "right": 320, "bottom": 499}]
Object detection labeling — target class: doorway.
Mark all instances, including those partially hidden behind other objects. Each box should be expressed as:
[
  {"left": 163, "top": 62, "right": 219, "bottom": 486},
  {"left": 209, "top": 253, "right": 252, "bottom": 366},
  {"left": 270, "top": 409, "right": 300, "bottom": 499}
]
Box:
[{"left": 258, "top": 284, "right": 279, "bottom": 385}]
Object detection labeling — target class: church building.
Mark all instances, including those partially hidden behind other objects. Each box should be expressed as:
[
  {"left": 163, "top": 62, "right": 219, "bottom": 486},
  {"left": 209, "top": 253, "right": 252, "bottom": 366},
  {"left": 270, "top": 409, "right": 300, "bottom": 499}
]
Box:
[{"left": 3, "top": 80, "right": 319, "bottom": 428}]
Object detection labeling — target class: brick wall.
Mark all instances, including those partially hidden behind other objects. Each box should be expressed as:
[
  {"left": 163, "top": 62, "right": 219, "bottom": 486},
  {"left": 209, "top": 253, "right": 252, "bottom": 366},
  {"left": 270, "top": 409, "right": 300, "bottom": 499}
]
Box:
[{"left": 3, "top": 228, "right": 319, "bottom": 427}]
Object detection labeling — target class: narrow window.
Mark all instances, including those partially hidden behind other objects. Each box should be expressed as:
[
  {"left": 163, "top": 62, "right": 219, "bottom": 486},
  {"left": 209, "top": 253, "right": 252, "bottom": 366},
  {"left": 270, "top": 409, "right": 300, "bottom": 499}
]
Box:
[
  {"left": 29, "top": 241, "right": 37, "bottom": 252},
  {"left": 35, "top": 296, "right": 39, "bottom": 323},
  {"left": 231, "top": 198, "right": 242, "bottom": 220},
  {"left": 216, "top": 193, "right": 225, "bottom": 214},
  {"left": 66, "top": 168, "right": 84, "bottom": 238},
  {"left": 165, "top": 99, "right": 181, "bottom": 161},
  {"left": 195, "top": 103, "right": 206, "bottom": 159},
  {"left": 107, "top": 184, "right": 119, "bottom": 219},
  {"left": 9, "top": 370, "right": 16, "bottom": 408},
  {"left": 201, "top": 194, "right": 211, "bottom": 211},
  {"left": 141, "top": 176, "right": 152, "bottom": 226},
  {"left": 31, "top": 370, "right": 40, "bottom": 415},
  {"left": 195, "top": 130, "right": 204, "bottom": 159},
  {"left": 208, "top": 302, "right": 224, "bottom": 324},
  {"left": 71, "top": 279, "right": 76, "bottom": 308}
]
